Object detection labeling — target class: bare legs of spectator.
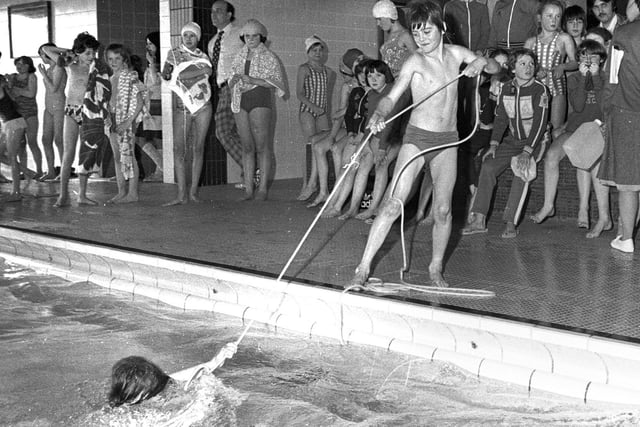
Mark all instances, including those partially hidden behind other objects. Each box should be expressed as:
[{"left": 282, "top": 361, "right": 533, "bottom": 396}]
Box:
[
  {"left": 40, "top": 109, "right": 64, "bottom": 180},
  {"left": 235, "top": 106, "right": 272, "bottom": 201}
]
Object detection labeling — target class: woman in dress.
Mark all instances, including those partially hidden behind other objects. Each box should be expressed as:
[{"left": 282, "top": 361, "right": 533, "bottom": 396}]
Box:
[
  {"left": 162, "top": 22, "right": 213, "bottom": 206},
  {"left": 230, "top": 19, "right": 286, "bottom": 200}
]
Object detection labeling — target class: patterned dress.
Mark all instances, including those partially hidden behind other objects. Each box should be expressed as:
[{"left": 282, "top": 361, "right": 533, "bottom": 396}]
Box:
[{"left": 380, "top": 30, "right": 412, "bottom": 78}]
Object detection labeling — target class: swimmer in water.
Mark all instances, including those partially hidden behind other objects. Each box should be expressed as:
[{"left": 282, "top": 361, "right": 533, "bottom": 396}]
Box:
[{"left": 108, "top": 342, "right": 237, "bottom": 407}]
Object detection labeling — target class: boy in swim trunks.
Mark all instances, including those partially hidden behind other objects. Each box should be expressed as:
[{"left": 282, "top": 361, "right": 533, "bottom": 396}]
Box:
[
  {"left": 348, "top": 1, "right": 500, "bottom": 289},
  {"left": 42, "top": 33, "right": 101, "bottom": 207}
]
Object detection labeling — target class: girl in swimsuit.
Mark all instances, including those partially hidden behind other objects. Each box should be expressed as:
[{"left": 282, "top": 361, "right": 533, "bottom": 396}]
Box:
[
  {"left": 296, "top": 36, "right": 336, "bottom": 201},
  {"left": 524, "top": 0, "right": 577, "bottom": 131}
]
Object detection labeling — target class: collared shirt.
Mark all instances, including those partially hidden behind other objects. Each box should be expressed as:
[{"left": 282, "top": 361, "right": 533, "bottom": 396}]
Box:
[
  {"left": 600, "top": 13, "right": 626, "bottom": 34},
  {"left": 207, "top": 22, "right": 244, "bottom": 86}
]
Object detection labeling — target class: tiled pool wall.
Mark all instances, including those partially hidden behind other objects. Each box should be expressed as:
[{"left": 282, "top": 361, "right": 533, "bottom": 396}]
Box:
[{"left": 1, "top": 227, "right": 639, "bottom": 406}]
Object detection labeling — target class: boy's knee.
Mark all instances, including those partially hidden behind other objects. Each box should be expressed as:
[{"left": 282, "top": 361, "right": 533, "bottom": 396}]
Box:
[{"left": 380, "top": 197, "right": 402, "bottom": 217}]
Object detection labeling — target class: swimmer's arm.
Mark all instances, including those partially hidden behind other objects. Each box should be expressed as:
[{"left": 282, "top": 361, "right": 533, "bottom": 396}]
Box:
[
  {"left": 456, "top": 45, "right": 500, "bottom": 76},
  {"left": 50, "top": 66, "right": 66, "bottom": 93},
  {"left": 169, "top": 343, "right": 238, "bottom": 382},
  {"left": 332, "top": 81, "right": 352, "bottom": 121}
]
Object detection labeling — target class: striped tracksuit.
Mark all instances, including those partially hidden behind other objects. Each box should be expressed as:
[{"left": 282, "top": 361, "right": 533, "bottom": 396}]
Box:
[{"left": 471, "top": 78, "right": 549, "bottom": 224}]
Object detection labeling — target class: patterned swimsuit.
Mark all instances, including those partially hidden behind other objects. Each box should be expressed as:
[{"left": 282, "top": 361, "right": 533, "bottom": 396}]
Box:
[
  {"left": 535, "top": 32, "right": 565, "bottom": 96},
  {"left": 299, "top": 64, "right": 328, "bottom": 117},
  {"left": 380, "top": 31, "right": 412, "bottom": 78}
]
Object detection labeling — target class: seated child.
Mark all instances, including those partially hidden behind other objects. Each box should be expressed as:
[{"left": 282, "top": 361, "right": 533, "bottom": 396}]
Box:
[
  {"left": 462, "top": 48, "right": 550, "bottom": 238},
  {"left": 531, "top": 39, "right": 610, "bottom": 238},
  {"left": 307, "top": 48, "right": 364, "bottom": 208},
  {"left": 323, "top": 60, "right": 408, "bottom": 220}
]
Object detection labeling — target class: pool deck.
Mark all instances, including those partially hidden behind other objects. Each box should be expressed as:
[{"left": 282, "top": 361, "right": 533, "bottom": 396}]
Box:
[{"left": 1, "top": 176, "right": 638, "bottom": 345}]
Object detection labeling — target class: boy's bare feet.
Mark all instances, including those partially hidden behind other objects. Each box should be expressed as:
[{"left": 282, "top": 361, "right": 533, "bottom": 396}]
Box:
[
  {"left": 306, "top": 192, "right": 327, "bottom": 208},
  {"left": 78, "top": 196, "right": 98, "bottom": 205},
  {"left": 586, "top": 218, "right": 613, "bottom": 239},
  {"left": 530, "top": 206, "right": 555, "bottom": 224},
  {"left": 355, "top": 208, "right": 375, "bottom": 221},
  {"left": 321, "top": 207, "right": 341, "bottom": 218},
  {"left": 338, "top": 209, "right": 358, "bottom": 220},
  {"left": 106, "top": 192, "right": 127, "bottom": 204},
  {"left": 501, "top": 222, "right": 518, "bottom": 238},
  {"left": 162, "top": 197, "right": 187, "bottom": 207},
  {"left": 297, "top": 186, "right": 316, "bottom": 201},
  {"left": 53, "top": 195, "right": 70, "bottom": 207},
  {"left": 114, "top": 194, "right": 139, "bottom": 204},
  {"left": 428, "top": 266, "right": 449, "bottom": 288},
  {"left": 346, "top": 266, "right": 369, "bottom": 290}
]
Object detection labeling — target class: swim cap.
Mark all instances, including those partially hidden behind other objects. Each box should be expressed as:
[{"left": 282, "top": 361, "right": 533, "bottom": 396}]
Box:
[
  {"left": 372, "top": 0, "right": 398, "bottom": 20},
  {"left": 181, "top": 22, "right": 201, "bottom": 41},
  {"left": 242, "top": 19, "right": 268, "bottom": 38},
  {"left": 342, "top": 48, "right": 364, "bottom": 71},
  {"left": 305, "top": 35, "right": 325, "bottom": 53}
]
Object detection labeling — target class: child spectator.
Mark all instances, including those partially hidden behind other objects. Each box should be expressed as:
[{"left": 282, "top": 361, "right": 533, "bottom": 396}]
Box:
[
  {"left": 296, "top": 36, "right": 336, "bottom": 201},
  {"left": 373, "top": 0, "right": 418, "bottom": 78},
  {"left": 76, "top": 58, "right": 111, "bottom": 205},
  {"left": 463, "top": 49, "right": 510, "bottom": 221},
  {"left": 42, "top": 32, "right": 101, "bottom": 207},
  {"left": 462, "top": 48, "right": 550, "bottom": 238},
  {"left": 531, "top": 40, "right": 610, "bottom": 236},
  {"left": 37, "top": 43, "right": 67, "bottom": 181},
  {"left": 106, "top": 44, "right": 145, "bottom": 204},
  {"left": 563, "top": 5, "right": 587, "bottom": 47},
  {"left": 307, "top": 49, "right": 364, "bottom": 208},
  {"left": 525, "top": 0, "right": 578, "bottom": 131}
]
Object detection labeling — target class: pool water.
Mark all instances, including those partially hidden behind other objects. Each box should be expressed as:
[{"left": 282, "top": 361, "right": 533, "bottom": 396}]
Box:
[{"left": 1, "top": 258, "right": 638, "bottom": 426}]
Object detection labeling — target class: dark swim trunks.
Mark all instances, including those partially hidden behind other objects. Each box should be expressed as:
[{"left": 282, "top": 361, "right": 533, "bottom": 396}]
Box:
[{"left": 402, "top": 124, "right": 459, "bottom": 165}]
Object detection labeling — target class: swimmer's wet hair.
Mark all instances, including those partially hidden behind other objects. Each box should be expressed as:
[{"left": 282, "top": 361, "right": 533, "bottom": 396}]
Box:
[
  {"left": 109, "top": 356, "right": 170, "bottom": 407},
  {"left": 408, "top": 0, "right": 445, "bottom": 34}
]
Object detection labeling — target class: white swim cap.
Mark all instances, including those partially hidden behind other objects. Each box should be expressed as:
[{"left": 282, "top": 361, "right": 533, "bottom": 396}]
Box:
[
  {"left": 373, "top": 0, "right": 398, "bottom": 20},
  {"left": 181, "top": 22, "right": 202, "bottom": 41},
  {"left": 305, "top": 35, "right": 325, "bottom": 53}
]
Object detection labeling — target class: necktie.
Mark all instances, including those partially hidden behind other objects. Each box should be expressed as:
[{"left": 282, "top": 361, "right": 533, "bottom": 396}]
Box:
[{"left": 211, "top": 30, "right": 224, "bottom": 75}]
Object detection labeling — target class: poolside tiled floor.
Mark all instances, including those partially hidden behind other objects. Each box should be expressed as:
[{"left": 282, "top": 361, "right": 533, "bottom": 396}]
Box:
[{"left": 1, "top": 178, "right": 638, "bottom": 343}]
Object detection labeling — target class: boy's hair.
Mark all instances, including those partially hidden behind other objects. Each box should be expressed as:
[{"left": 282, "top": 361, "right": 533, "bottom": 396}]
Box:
[
  {"left": 105, "top": 43, "right": 132, "bottom": 67},
  {"left": 577, "top": 39, "right": 608, "bottom": 63},
  {"left": 585, "top": 27, "right": 613, "bottom": 44},
  {"left": 489, "top": 48, "right": 510, "bottom": 60},
  {"left": 507, "top": 48, "right": 538, "bottom": 72},
  {"left": 562, "top": 5, "right": 586, "bottom": 31},
  {"left": 72, "top": 32, "right": 100, "bottom": 54},
  {"left": 108, "top": 356, "right": 170, "bottom": 407},
  {"left": 365, "top": 59, "right": 394, "bottom": 84},
  {"left": 14, "top": 56, "right": 36, "bottom": 73},
  {"left": 408, "top": 0, "right": 445, "bottom": 33}
]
